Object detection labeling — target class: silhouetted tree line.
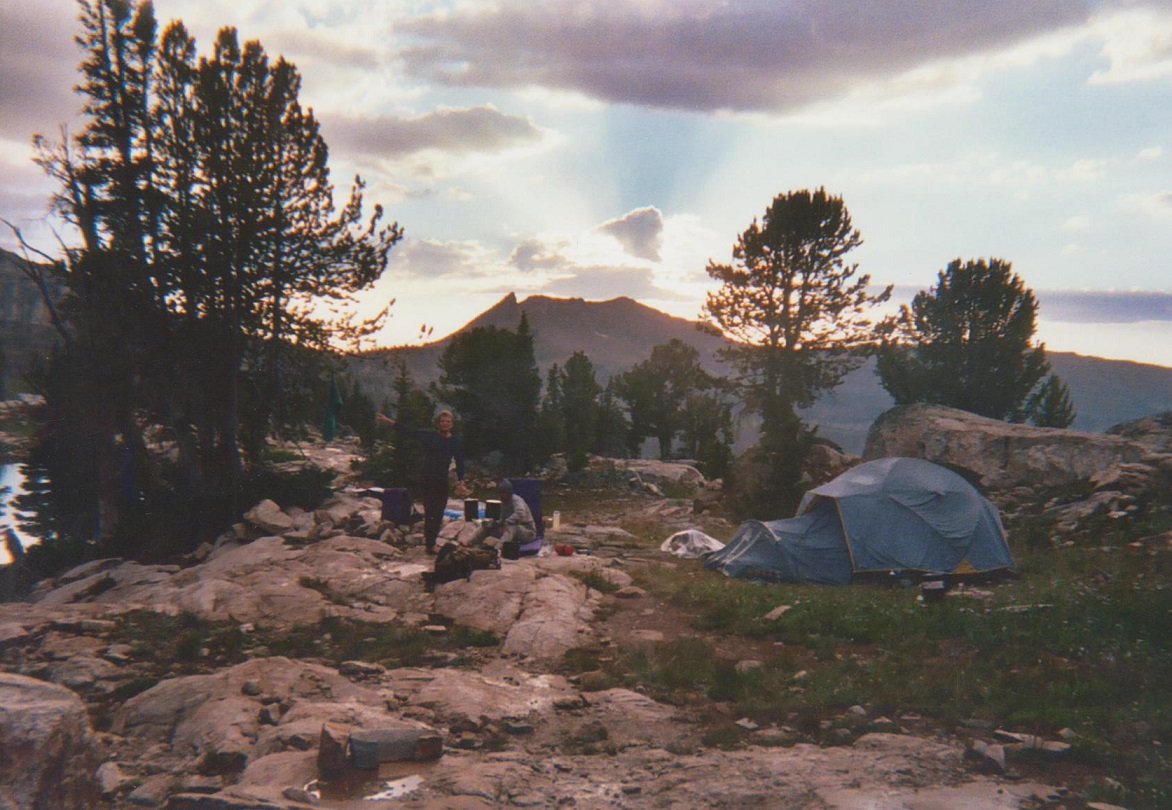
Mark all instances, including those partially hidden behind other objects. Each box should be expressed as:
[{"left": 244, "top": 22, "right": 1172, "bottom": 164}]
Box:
[{"left": 20, "top": 0, "right": 398, "bottom": 558}]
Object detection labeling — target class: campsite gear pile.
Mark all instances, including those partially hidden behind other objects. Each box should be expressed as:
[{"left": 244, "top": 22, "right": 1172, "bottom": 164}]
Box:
[
  {"left": 422, "top": 543, "right": 501, "bottom": 592},
  {"left": 706, "top": 457, "right": 1016, "bottom": 585}
]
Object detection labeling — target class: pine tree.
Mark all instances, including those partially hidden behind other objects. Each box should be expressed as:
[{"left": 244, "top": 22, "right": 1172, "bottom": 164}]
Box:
[
  {"left": 704, "top": 189, "right": 890, "bottom": 517},
  {"left": 1027, "top": 374, "right": 1076, "bottom": 428},
  {"left": 561, "top": 352, "right": 601, "bottom": 470},
  {"left": 876, "top": 258, "right": 1050, "bottom": 421}
]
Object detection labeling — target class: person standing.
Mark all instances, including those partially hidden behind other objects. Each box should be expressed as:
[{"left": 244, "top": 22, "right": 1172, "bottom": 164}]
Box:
[{"left": 377, "top": 409, "right": 466, "bottom": 554}]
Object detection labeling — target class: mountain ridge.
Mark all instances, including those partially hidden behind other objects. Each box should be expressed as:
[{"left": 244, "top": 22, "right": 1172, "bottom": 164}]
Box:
[{"left": 348, "top": 293, "right": 1172, "bottom": 454}]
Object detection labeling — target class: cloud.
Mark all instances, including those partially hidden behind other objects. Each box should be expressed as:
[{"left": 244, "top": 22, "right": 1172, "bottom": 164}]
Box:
[
  {"left": 398, "top": 0, "right": 1090, "bottom": 113},
  {"left": 388, "top": 238, "right": 498, "bottom": 280},
  {"left": 1037, "top": 290, "right": 1172, "bottom": 324},
  {"left": 0, "top": 4, "right": 83, "bottom": 142},
  {"left": 598, "top": 207, "right": 664, "bottom": 261},
  {"left": 509, "top": 238, "right": 574, "bottom": 272},
  {"left": 1120, "top": 190, "right": 1172, "bottom": 221},
  {"left": 323, "top": 106, "right": 544, "bottom": 158},
  {"left": 1088, "top": 5, "right": 1172, "bottom": 85},
  {"left": 541, "top": 264, "right": 666, "bottom": 301}
]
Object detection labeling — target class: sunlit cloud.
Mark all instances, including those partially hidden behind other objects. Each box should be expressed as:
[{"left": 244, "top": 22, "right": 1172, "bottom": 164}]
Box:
[
  {"left": 598, "top": 206, "right": 664, "bottom": 262},
  {"left": 1088, "top": 5, "right": 1172, "bottom": 85}
]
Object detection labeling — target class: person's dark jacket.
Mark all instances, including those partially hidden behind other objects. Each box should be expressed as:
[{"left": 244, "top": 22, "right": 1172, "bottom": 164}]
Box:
[{"left": 394, "top": 423, "right": 465, "bottom": 485}]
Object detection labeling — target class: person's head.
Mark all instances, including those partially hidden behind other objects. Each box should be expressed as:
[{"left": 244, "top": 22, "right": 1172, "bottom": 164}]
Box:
[
  {"left": 435, "top": 409, "right": 454, "bottom": 434},
  {"left": 499, "top": 479, "right": 513, "bottom": 502}
]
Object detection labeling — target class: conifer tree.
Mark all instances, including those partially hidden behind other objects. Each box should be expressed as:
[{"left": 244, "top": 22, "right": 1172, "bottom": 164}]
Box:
[
  {"left": 876, "top": 258, "right": 1050, "bottom": 421},
  {"left": 33, "top": 0, "right": 400, "bottom": 550},
  {"left": 704, "top": 189, "right": 890, "bottom": 517}
]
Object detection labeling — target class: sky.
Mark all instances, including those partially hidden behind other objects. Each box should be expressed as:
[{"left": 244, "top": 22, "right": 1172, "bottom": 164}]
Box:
[{"left": 1, "top": 0, "right": 1171, "bottom": 366}]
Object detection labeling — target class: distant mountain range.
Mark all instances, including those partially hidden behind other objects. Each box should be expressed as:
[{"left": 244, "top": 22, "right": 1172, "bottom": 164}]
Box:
[{"left": 348, "top": 293, "right": 1172, "bottom": 455}]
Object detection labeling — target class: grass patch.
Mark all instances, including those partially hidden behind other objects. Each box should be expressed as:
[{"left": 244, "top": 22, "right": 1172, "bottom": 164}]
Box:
[
  {"left": 623, "top": 543, "right": 1172, "bottom": 806},
  {"left": 110, "top": 611, "right": 500, "bottom": 674},
  {"left": 572, "top": 569, "right": 621, "bottom": 594}
]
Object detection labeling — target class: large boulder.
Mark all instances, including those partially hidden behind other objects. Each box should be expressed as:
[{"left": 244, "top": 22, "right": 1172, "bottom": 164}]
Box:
[
  {"left": 864, "top": 405, "right": 1158, "bottom": 491},
  {"left": 0, "top": 673, "right": 101, "bottom": 809},
  {"left": 432, "top": 564, "right": 601, "bottom": 661}
]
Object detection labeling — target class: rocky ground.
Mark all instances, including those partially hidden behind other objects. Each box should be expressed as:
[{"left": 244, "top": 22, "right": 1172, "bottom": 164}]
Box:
[{"left": 7, "top": 408, "right": 1169, "bottom": 809}]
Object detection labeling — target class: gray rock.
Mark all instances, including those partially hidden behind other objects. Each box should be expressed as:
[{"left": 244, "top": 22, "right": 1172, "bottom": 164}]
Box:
[
  {"left": 244, "top": 499, "right": 295, "bottom": 534},
  {"left": 0, "top": 673, "right": 102, "bottom": 810},
  {"left": 865, "top": 404, "right": 1152, "bottom": 490},
  {"left": 97, "top": 760, "right": 134, "bottom": 798}
]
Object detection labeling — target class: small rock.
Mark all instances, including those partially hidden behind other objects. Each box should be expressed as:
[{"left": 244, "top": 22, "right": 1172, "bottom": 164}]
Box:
[
  {"left": 258, "top": 705, "right": 282, "bottom": 725},
  {"left": 96, "top": 761, "right": 133, "bottom": 798},
  {"left": 1041, "top": 740, "right": 1072, "bottom": 757},
  {"left": 735, "top": 718, "right": 759, "bottom": 731},
  {"left": 735, "top": 660, "right": 762, "bottom": 674},
  {"left": 283, "top": 785, "right": 320, "bottom": 804},
  {"left": 554, "top": 695, "right": 588, "bottom": 711},
  {"left": 244, "top": 498, "right": 294, "bottom": 533},
  {"left": 77, "top": 619, "right": 118, "bottom": 634},
  {"left": 422, "top": 625, "right": 449, "bottom": 635},
  {"left": 847, "top": 705, "right": 867, "bottom": 717},
  {"left": 102, "top": 643, "right": 135, "bottom": 664},
  {"left": 761, "top": 605, "right": 792, "bottom": 621},
  {"left": 339, "top": 660, "right": 385, "bottom": 679},
  {"left": 241, "top": 680, "right": 262, "bottom": 697},
  {"left": 967, "top": 740, "right": 1006, "bottom": 774},
  {"left": 614, "top": 586, "right": 647, "bottom": 599},
  {"left": 126, "top": 774, "right": 173, "bottom": 806}
]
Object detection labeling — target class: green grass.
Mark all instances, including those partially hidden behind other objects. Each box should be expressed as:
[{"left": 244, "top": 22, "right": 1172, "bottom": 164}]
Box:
[
  {"left": 110, "top": 611, "right": 500, "bottom": 674},
  {"left": 601, "top": 543, "right": 1172, "bottom": 806}
]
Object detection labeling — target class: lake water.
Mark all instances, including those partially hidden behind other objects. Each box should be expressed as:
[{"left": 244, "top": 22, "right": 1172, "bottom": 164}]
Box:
[{"left": 0, "top": 463, "right": 38, "bottom": 565}]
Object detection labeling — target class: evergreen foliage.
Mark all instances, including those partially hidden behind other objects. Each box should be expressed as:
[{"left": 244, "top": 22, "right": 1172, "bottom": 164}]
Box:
[
  {"left": 536, "top": 363, "right": 566, "bottom": 463},
  {"left": 1027, "top": 374, "right": 1077, "bottom": 428},
  {"left": 704, "top": 189, "right": 890, "bottom": 517},
  {"left": 27, "top": 0, "right": 399, "bottom": 556},
  {"left": 876, "top": 258, "right": 1052, "bottom": 421},
  {"left": 615, "top": 339, "right": 717, "bottom": 460},
  {"left": 560, "top": 352, "right": 602, "bottom": 470},
  {"left": 436, "top": 318, "right": 541, "bottom": 471},
  {"left": 593, "top": 380, "right": 631, "bottom": 459}
]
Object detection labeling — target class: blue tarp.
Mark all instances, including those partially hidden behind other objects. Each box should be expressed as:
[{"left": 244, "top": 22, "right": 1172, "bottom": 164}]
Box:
[{"left": 706, "top": 457, "right": 1015, "bottom": 584}]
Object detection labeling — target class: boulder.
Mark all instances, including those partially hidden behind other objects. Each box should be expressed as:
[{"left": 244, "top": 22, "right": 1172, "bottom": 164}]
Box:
[
  {"left": 1107, "top": 412, "right": 1172, "bottom": 453},
  {"left": 243, "top": 499, "right": 294, "bottom": 534},
  {"left": 0, "top": 673, "right": 101, "bottom": 810},
  {"left": 431, "top": 565, "right": 599, "bottom": 661},
  {"left": 608, "top": 458, "right": 706, "bottom": 487},
  {"left": 864, "top": 404, "right": 1153, "bottom": 491}
]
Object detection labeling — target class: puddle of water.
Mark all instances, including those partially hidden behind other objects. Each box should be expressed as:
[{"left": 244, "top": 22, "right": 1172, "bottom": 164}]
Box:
[
  {"left": 0, "top": 463, "right": 38, "bottom": 565},
  {"left": 365, "top": 774, "right": 424, "bottom": 800},
  {"left": 313, "top": 760, "right": 430, "bottom": 803}
]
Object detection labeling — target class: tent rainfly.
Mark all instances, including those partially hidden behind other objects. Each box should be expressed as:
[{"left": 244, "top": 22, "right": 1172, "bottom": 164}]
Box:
[{"left": 706, "top": 457, "right": 1016, "bottom": 585}]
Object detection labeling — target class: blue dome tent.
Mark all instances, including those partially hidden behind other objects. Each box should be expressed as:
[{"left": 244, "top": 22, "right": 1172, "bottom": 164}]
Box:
[{"left": 706, "top": 457, "right": 1016, "bottom": 585}]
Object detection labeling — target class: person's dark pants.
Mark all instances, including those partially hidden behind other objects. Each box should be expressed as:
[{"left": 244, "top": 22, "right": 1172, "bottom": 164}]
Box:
[{"left": 422, "top": 480, "right": 448, "bottom": 551}]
